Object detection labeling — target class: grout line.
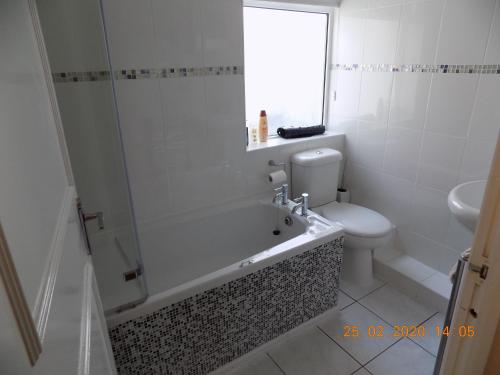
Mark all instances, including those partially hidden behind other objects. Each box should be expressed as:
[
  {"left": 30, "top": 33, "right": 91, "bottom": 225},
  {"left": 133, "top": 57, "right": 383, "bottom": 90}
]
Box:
[
  {"left": 355, "top": 300, "right": 398, "bottom": 329},
  {"left": 481, "top": 0, "right": 499, "bottom": 65},
  {"left": 339, "top": 280, "right": 387, "bottom": 302},
  {"left": 362, "top": 336, "right": 405, "bottom": 368},
  {"left": 407, "top": 338, "right": 438, "bottom": 359},
  {"left": 316, "top": 326, "right": 365, "bottom": 368},
  {"left": 265, "top": 353, "right": 287, "bottom": 375},
  {"left": 406, "top": 312, "right": 441, "bottom": 358},
  {"left": 340, "top": 300, "right": 357, "bottom": 311}
]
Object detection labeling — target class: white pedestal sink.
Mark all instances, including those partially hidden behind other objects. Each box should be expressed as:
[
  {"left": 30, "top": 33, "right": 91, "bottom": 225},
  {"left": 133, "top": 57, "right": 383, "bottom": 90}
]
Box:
[{"left": 448, "top": 180, "right": 487, "bottom": 232}]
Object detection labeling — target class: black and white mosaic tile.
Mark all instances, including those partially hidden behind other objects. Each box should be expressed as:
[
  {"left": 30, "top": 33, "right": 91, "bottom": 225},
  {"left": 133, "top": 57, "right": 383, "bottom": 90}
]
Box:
[
  {"left": 333, "top": 63, "right": 500, "bottom": 74},
  {"left": 109, "top": 237, "right": 344, "bottom": 375},
  {"left": 52, "top": 63, "right": 500, "bottom": 83},
  {"left": 52, "top": 65, "right": 244, "bottom": 83}
]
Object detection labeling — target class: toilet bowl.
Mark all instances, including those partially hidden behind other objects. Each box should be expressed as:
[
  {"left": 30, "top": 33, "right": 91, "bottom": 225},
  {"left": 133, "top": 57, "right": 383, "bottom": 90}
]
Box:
[
  {"left": 314, "top": 202, "right": 392, "bottom": 286},
  {"left": 291, "top": 148, "right": 393, "bottom": 287}
]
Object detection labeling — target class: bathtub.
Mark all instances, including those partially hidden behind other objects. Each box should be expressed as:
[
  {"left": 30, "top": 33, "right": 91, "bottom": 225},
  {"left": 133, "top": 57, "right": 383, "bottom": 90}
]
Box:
[{"left": 107, "top": 199, "right": 344, "bottom": 375}]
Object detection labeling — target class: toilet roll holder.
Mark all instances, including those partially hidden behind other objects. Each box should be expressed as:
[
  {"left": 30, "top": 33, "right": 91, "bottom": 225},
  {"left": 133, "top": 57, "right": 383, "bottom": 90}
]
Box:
[{"left": 268, "top": 160, "right": 286, "bottom": 167}]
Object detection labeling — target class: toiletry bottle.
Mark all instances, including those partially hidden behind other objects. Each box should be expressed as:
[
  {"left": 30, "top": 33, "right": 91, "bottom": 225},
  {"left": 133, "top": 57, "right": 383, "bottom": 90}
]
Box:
[
  {"left": 251, "top": 128, "right": 258, "bottom": 143},
  {"left": 258, "top": 110, "right": 268, "bottom": 142}
]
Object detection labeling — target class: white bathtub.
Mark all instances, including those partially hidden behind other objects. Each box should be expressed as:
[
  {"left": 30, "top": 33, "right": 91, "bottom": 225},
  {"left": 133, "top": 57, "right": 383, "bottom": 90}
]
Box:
[{"left": 108, "top": 199, "right": 343, "bottom": 327}]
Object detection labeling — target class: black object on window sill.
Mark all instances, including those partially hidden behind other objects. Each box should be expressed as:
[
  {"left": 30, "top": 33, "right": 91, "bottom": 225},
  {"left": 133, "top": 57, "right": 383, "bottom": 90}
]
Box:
[{"left": 277, "top": 125, "right": 325, "bottom": 139}]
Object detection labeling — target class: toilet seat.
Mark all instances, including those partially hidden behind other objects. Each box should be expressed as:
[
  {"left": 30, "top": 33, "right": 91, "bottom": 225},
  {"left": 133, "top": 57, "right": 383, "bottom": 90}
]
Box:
[{"left": 315, "top": 202, "right": 392, "bottom": 238}]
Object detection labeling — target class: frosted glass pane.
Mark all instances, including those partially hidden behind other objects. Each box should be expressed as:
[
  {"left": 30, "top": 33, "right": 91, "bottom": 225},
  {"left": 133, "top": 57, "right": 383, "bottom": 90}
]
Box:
[{"left": 243, "top": 7, "right": 328, "bottom": 135}]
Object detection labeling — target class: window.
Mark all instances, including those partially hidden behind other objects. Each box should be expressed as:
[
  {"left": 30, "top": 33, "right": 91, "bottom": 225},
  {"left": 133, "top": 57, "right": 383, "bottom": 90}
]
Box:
[{"left": 243, "top": 5, "right": 330, "bottom": 137}]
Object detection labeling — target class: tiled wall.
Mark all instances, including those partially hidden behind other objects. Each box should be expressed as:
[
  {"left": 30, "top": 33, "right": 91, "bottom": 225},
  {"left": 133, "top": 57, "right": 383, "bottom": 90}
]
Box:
[
  {"left": 100, "top": 0, "right": 345, "bottom": 292},
  {"left": 330, "top": 0, "right": 500, "bottom": 273}
]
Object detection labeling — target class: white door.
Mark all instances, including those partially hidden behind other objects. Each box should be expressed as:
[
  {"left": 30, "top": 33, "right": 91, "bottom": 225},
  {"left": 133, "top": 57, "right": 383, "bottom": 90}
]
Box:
[
  {"left": 439, "top": 134, "right": 500, "bottom": 375},
  {"left": 0, "top": 1, "right": 116, "bottom": 374}
]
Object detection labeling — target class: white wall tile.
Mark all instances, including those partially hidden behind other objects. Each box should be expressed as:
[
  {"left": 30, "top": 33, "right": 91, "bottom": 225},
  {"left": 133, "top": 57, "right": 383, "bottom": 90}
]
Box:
[
  {"left": 336, "top": 9, "right": 367, "bottom": 64},
  {"left": 409, "top": 186, "right": 450, "bottom": 243},
  {"left": 56, "top": 82, "right": 132, "bottom": 228},
  {"left": 438, "top": 246, "right": 460, "bottom": 274},
  {"left": 352, "top": 121, "right": 388, "bottom": 170},
  {"left": 333, "top": 70, "right": 362, "bottom": 118},
  {"left": 113, "top": 79, "right": 168, "bottom": 222},
  {"left": 426, "top": 74, "right": 478, "bottom": 138},
  {"left": 370, "top": 172, "right": 414, "bottom": 229},
  {"left": 344, "top": 162, "right": 377, "bottom": 208},
  {"left": 417, "top": 132, "right": 465, "bottom": 192},
  {"left": 340, "top": 0, "right": 371, "bottom": 10},
  {"left": 484, "top": 0, "right": 500, "bottom": 63},
  {"left": 395, "top": 0, "right": 443, "bottom": 64},
  {"left": 459, "top": 75, "right": 500, "bottom": 181},
  {"left": 199, "top": 0, "right": 245, "bottom": 66},
  {"left": 101, "top": 0, "right": 157, "bottom": 68},
  {"left": 330, "top": 117, "right": 358, "bottom": 156},
  {"left": 115, "top": 80, "right": 165, "bottom": 177},
  {"left": 445, "top": 216, "right": 474, "bottom": 253},
  {"left": 383, "top": 127, "right": 422, "bottom": 181},
  {"left": 37, "top": 0, "right": 109, "bottom": 72},
  {"left": 389, "top": 73, "right": 431, "bottom": 130},
  {"left": 358, "top": 72, "right": 394, "bottom": 123},
  {"left": 398, "top": 230, "right": 451, "bottom": 272},
  {"left": 363, "top": 5, "right": 401, "bottom": 64},
  {"left": 151, "top": 0, "right": 203, "bottom": 67},
  {"left": 372, "top": 0, "right": 406, "bottom": 8},
  {"left": 159, "top": 77, "right": 209, "bottom": 171},
  {"left": 336, "top": 0, "right": 498, "bottom": 274},
  {"left": 436, "top": 0, "right": 496, "bottom": 64}
]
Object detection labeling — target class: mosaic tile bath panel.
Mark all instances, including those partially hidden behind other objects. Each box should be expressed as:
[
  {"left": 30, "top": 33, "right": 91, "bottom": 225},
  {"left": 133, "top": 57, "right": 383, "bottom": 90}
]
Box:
[{"left": 109, "top": 237, "right": 344, "bottom": 375}]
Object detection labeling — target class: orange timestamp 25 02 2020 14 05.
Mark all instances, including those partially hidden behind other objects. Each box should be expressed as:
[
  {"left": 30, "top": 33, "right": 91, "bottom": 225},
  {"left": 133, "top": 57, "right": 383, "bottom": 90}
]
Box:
[{"left": 343, "top": 324, "right": 476, "bottom": 338}]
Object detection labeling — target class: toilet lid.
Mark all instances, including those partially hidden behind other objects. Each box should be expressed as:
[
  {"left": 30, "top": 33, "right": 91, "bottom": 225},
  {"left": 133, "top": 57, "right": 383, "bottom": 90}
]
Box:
[{"left": 318, "top": 202, "right": 392, "bottom": 238}]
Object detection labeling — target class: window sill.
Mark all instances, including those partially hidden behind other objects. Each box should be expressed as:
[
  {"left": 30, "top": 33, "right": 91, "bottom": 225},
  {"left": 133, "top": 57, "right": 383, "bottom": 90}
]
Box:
[{"left": 246, "top": 131, "right": 342, "bottom": 152}]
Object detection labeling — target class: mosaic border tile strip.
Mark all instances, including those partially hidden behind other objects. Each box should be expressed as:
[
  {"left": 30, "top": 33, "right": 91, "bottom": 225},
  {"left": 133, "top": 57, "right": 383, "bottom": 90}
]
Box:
[
  {"left": 109, "top": 237, "right": 344, "bottom": 375},
  {"left": 52, "top": 65, "right": 244, "bottom": 83},
  {"left": 333, "top": 63, "right": 500, "bottom": 74}
]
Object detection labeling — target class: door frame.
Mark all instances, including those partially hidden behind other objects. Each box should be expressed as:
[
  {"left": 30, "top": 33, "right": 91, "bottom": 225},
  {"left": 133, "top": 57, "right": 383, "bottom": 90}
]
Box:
[{"left": 440, "top": 133, "right": 500, "bottom": 374}]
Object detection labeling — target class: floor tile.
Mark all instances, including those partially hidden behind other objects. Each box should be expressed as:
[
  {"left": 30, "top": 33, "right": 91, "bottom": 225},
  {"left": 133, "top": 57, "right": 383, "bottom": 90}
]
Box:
[
  {"left": 352, "top": 368, "right": 371, "bottom": 375},
  {"left": 340, "top": 278, "right": 385, "bottom": 300},
  {"left": 268, "top": 327, "right": 361, "bottom": 375},
  {"left": 319, "top": 303, "right": 400, "bottom": 365},
  {"left": 223, "top": 353, "right": 283, "bottom": 375},
  {"left": 366, "top": 339, "right": 435, "bottom": 375},
  {"left": 359, "top": 285, "right": 437, "bottom": 326},
  {"left": 410, "top": 313, "right": 445, "bottom": 356},
  {"left": 338, "top": 290, "right": 356, "bottom": 310}
]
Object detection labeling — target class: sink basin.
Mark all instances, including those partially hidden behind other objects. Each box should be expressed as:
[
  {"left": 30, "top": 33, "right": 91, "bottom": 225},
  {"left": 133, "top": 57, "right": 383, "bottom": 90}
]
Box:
[{"left": 448, "top": 180, "right": 487, "bottom": 232}]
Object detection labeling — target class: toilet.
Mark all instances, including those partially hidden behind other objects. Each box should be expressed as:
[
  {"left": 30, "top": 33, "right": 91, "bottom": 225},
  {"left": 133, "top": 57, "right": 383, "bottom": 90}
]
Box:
[{"left": 291, "top": 148, "right": 392, "bottom": 287}]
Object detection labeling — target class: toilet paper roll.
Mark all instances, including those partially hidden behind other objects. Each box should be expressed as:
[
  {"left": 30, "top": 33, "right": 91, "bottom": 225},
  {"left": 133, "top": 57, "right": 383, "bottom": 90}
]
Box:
[
  {"left": 337, "top": 188, "right": 350, "bottom": 203},
  {"left": 268, "top": 170, "right": 287, "bottom": 185}
]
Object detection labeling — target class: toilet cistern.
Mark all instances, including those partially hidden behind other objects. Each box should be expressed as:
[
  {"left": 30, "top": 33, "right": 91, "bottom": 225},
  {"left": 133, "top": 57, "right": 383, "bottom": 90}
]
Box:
[{"left": 291, "top": 147, "right": 392, "bottom": 287}]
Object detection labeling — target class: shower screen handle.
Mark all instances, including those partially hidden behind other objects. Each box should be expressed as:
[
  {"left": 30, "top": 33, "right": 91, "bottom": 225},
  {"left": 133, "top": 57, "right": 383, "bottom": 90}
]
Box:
[
  {"left": 83, "top": 211, "right": 104, "bottom": 230},
  {"left": 77, "top": 198, "right": 104, "bottom": 255}
]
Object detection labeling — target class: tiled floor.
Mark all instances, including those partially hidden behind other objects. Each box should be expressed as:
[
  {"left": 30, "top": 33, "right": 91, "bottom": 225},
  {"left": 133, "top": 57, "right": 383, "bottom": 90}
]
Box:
[{"left": 218, "top": 280, "right": 444, "bottom": 375}]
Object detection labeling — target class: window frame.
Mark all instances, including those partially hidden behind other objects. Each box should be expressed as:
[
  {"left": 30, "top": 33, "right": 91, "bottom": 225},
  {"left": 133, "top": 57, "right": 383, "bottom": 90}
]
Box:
[{"left": 242, "top": 0, "right": 335, "bottom": 133}]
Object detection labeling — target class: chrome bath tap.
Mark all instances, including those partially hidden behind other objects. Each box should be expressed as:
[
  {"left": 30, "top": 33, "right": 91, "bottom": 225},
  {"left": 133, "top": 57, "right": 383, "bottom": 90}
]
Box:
[
  {"left": 292, "top": 193, "right": 309, "bottom": 216},
  {"left": 273, "top": 184, "right": 289, "bottom": 206}
]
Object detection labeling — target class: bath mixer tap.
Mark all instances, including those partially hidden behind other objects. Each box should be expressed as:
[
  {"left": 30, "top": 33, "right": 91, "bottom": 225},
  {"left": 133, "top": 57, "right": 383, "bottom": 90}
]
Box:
[
  {"left": 292, "top": 193, "right": 309, "bottom": 216},
  {"left": 273, "top": 184, "right": 289, "bottom": 205}
]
